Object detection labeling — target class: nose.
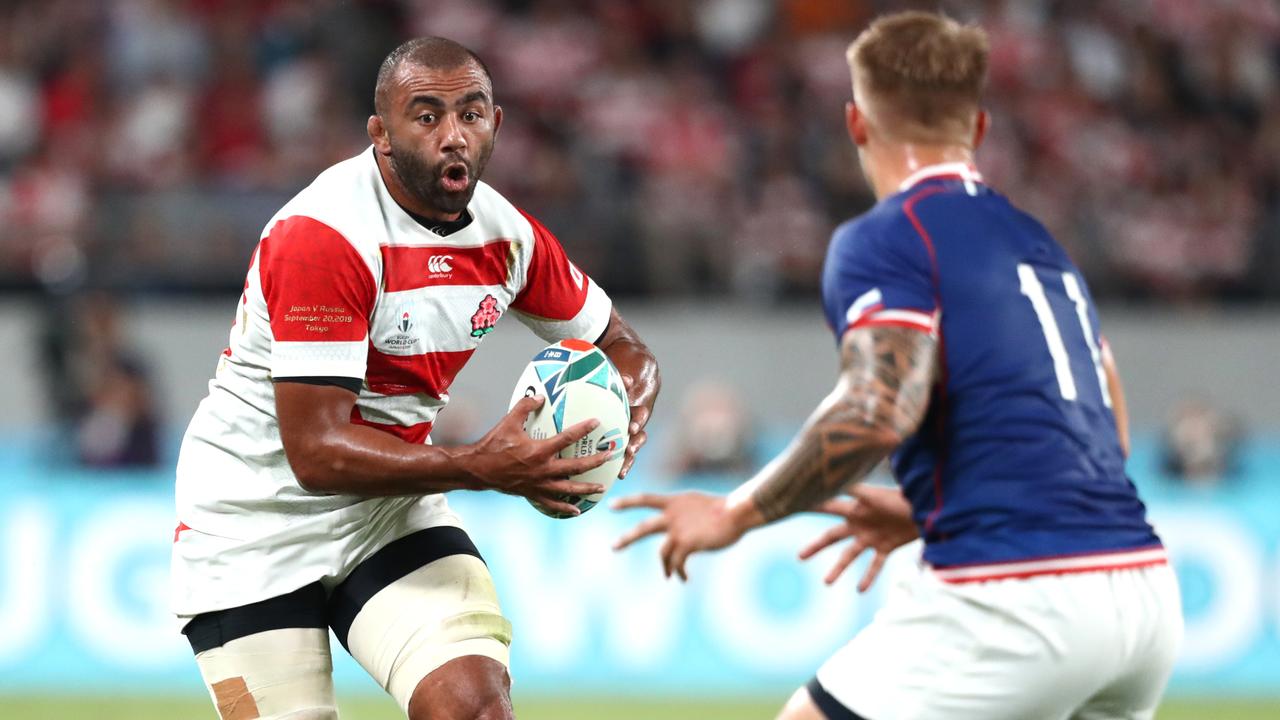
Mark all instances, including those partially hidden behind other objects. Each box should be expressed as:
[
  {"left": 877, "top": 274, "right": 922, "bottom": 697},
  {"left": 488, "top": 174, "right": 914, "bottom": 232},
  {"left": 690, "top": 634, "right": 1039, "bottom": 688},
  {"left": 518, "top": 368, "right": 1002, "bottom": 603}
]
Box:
[{"left": 438, "top": 113, "right": 467, "bottom": 154}]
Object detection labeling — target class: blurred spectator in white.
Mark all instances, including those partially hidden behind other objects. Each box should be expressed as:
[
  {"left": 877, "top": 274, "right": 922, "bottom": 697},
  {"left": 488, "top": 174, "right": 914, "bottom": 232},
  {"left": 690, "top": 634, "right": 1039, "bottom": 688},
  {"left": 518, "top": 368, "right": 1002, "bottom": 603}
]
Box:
[
  {"left": 729, "top": 167, "right": 828, "bottom": 302},
  {"left": 0, "top": 34, "right": 38, "bottom": 167},
  {"left": 669, "top": 380, "right": 757, "bottom": 478},
  {"left": 0, "top": 0, "right": 1276, "bottom": 305},
  {"left": 105, "top": 0, "right": 210, "bottom": 92},
  {"left": 3, "top": 143, "right": 91, "bottom": 289},
  {"left": 1159, "top": 398, "right": 1244, "bottom": 485},
  {"left": 103, "top": 75, "right": 195, "bottom": 187}
]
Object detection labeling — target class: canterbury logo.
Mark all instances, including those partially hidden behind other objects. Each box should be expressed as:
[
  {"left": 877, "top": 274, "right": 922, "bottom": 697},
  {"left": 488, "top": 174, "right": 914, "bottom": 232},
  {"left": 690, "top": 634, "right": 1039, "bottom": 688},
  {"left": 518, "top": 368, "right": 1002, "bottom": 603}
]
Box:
[{"left": 427, "top": 255, "right": 453, "bottom": 274}]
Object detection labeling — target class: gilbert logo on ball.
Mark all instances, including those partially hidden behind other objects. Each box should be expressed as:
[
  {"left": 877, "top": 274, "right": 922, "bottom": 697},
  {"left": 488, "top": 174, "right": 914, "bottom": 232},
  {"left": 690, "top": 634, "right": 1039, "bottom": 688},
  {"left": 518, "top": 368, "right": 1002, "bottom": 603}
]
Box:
[{"left": 509, "top": 338, "right": 630, "bottom": 518}]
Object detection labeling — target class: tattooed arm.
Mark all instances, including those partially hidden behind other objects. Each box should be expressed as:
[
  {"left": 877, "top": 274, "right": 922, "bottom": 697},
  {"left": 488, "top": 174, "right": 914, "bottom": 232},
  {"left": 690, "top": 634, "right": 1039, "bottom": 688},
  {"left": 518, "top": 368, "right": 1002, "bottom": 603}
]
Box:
[
  {"left": 612, "top": 325, "right": 937, "bottom": 580},
  {"left": 739, "top": 326, "right": 936, "bottom": 522}
]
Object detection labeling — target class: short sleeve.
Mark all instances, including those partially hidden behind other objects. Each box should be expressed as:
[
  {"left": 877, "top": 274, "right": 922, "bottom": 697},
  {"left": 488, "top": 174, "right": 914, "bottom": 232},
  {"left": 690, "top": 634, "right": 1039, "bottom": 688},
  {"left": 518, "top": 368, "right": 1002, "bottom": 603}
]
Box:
[
  {"left": 258, "top": 216, "right": 377, "bottom": 380},
  {"left": 821, "top": 217, "right": 938, "bottom": 345},
  {"left": 510, "top": 209, "right": 612, "bottom": 343}
]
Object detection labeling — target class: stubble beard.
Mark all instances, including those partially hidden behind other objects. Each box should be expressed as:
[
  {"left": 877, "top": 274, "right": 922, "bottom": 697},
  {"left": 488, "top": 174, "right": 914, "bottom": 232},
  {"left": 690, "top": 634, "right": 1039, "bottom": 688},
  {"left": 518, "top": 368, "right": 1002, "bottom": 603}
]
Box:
[{"left": 387, "top": 138, "right": 494, "bottom": 217}]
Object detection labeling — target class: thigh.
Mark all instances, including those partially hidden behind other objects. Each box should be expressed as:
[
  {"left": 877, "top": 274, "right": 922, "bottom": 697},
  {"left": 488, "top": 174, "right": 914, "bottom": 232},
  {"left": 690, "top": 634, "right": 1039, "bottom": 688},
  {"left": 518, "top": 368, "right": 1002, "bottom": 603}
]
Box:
[
  {"left": 329, "top": 526, "right": 513, "bottom": 714},
  {"left": 183, "top": 583, "right": 337, "bottom": 720},
  {"left": 1072, "top": 566, "right": 1183, "bottom": 720},
  {"left": 815, "top": 569, "right": 1089, "bottom": 720}
]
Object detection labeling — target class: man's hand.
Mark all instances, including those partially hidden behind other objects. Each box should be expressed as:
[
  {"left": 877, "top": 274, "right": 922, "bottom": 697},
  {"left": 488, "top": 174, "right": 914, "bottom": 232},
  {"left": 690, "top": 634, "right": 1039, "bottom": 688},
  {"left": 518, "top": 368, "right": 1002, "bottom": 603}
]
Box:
[
  {"left": 618, "top": 370, "right": 658, "bottom": 478},
  {"left": 596, "top": 308, "right": 660, "bottom": 480},
  {"left": 612, "top": 492, "right": 753, "bottom": 581},
  {"left": 799, "top": 484, "right": 918, "bottom": 591},
  {"left": 464, "top": 395, "right": 611, "bottom": 517}
]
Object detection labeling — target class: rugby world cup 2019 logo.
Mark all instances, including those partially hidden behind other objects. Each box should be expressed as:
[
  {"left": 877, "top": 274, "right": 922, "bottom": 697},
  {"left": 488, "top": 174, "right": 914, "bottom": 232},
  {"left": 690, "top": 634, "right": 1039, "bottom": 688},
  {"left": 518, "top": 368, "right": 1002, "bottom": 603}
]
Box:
[
  {"left": 383, "top": 307, "right": 419, "bottom": 349},
  {"left": 470, "top": 294, "right": 501, "bottom": 337},
  {"left": 595, "top": 427, "right": 625, "bottom": 461}
]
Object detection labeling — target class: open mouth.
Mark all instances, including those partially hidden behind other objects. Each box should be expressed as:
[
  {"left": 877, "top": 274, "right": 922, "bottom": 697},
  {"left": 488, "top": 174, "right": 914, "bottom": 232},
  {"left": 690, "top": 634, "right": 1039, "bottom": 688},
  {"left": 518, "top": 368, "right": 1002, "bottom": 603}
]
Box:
[{"left": 441, "top": 162, "right": 469, "bottom": 193}]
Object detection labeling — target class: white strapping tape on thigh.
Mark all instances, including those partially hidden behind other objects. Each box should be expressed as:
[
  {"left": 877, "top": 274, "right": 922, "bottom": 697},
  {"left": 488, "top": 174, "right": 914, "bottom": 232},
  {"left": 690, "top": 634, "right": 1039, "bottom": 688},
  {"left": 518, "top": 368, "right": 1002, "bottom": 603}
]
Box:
[
  {"left": 346, "top": 554, "right": 514, "bottom": 712},
  {"left": 195, "top": 627, "right": 338, "bottom": 720}
]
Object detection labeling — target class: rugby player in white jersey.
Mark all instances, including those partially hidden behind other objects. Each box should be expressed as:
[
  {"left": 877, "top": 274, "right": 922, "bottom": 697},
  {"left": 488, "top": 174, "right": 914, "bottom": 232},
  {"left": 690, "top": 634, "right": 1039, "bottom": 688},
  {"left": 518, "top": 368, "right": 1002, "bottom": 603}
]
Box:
[
  {"left": 615, "top": 12, "right": 1180, "bottom": 720},
  {"left": 171, "top": 37, "right": 659, "bottom": 720}
]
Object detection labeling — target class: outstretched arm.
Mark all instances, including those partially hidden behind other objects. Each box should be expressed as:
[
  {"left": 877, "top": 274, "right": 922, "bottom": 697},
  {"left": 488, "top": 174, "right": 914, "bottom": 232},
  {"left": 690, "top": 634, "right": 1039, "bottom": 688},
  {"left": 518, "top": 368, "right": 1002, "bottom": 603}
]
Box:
[
  {"left": 735, "top": 325, "right": 937, "bottom": 524},
  {"left": 613, "top": 325, "right": 937, "bottom": 580}
]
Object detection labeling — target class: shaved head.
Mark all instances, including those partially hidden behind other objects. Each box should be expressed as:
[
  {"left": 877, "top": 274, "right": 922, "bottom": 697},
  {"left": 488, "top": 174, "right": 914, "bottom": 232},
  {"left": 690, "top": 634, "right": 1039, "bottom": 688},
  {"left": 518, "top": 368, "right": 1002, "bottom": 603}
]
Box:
[{"left": 374, "top": 37, "right": 493, "bottom": 117}]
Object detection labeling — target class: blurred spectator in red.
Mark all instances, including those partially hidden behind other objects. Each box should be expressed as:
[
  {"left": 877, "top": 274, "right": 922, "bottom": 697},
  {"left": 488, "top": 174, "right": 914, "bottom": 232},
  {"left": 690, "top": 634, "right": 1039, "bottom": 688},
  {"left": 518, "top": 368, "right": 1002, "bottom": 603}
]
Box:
[{"left": 0, "top": 0, "right": 1275, "bottom": 306}]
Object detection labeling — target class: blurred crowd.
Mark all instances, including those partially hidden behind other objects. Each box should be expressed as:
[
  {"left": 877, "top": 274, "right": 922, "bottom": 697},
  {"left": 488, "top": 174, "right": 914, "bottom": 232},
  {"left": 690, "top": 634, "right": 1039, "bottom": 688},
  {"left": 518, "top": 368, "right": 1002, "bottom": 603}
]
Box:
[{"left": 1, "top": 0, "right": 1278, "bottom": 304}]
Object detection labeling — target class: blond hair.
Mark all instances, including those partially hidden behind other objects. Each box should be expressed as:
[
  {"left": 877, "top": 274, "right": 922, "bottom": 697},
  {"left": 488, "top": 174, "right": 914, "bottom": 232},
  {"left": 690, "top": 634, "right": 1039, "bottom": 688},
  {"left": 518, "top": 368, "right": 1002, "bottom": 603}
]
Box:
[{"left": 847, "top": 11, "right": 989, "bottom": 144}]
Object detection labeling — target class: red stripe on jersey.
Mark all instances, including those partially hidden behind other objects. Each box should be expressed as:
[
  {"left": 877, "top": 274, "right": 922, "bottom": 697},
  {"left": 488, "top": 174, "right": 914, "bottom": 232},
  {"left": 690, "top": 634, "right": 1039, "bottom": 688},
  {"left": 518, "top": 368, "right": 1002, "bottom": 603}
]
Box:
[
  {"left": 350, "top": 407, "right": 434, "bottom": 444},
  {"left": 365, "top": 347, "right": 476, "bottom": 398},
  {"left": 511, "top": 209, "right": 590, "bottom": 321},
  {"left": 932, "top": 543, "right": 1166, "bottom": 570},
  {"left": 848, "top": 318, "right": 936, "bottom": 334},
  {"left": 259, "top": 216, "right": 376, "bottom": 343},
  {"left": 938, "top": 557, "right": 1167, "bottom": 584},
  {"left": 903, "top": 187, "right": 949, "bottom": 537},
  {"left": 380, "top": 241, "right": 514, "bottom": 293}
]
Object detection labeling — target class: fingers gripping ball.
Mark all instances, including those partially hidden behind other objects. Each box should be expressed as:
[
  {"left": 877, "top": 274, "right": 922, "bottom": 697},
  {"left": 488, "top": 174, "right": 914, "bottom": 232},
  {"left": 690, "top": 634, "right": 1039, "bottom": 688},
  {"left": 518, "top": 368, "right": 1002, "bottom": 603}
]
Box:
[{"left": 508, "top": 339, "right": 630, "bottom": 518}]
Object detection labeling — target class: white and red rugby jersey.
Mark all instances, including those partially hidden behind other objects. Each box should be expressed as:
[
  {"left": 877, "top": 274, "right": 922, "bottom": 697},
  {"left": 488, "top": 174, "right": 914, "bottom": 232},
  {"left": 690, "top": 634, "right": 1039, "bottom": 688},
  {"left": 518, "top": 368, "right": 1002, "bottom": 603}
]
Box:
[{"left": 172, "top": 148, "right": 610, "bottom": 616}]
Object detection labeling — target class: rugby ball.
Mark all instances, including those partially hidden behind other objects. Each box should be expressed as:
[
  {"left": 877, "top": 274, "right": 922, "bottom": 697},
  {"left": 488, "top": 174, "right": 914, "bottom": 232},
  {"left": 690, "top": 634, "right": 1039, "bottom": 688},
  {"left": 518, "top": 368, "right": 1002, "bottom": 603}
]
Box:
[{"left": 508, "top": 338, "right": 630, "bottom": 518}]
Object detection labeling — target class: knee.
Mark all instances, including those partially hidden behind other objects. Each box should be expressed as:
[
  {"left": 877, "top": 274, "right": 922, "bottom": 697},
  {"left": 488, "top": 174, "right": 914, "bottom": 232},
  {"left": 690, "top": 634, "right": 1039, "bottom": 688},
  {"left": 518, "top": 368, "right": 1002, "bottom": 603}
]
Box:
[
  {"left": 409, "top": 693, "right": 511, "bottom": 720},
  {"left": 468, "top": 695, "right": 513, "bottom": 720}
]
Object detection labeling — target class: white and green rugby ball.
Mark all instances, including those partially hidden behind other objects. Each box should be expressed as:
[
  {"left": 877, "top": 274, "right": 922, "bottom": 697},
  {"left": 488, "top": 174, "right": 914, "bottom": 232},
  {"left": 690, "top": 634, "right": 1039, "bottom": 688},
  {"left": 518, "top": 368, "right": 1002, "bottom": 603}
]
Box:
[{"left": 508, "top": 338, "right": 630, "bottom": 518}]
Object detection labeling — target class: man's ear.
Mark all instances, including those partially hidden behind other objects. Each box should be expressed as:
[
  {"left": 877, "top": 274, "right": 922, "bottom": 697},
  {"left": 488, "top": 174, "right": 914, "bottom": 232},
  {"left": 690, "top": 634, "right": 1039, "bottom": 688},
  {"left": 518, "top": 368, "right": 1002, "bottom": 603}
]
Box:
[
  {"left": 972, "top": 110, "right": 990, "bottom": 151},
  {"left": 493, "top": 105, "right": 503, "bottom": 138},
  {"left": 368, "top": 115, "right": 391, "bottom": 155},
  {"left": 846, "top": 101, "right": 869, "bottom": 147}
]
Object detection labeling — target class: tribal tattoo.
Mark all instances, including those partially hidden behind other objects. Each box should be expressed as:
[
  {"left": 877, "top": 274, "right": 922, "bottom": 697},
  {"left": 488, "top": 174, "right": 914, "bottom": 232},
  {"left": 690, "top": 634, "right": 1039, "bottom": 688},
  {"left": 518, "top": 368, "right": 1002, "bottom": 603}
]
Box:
[{"left": 750, "top": 326, "right": 938, "bottom": 522}]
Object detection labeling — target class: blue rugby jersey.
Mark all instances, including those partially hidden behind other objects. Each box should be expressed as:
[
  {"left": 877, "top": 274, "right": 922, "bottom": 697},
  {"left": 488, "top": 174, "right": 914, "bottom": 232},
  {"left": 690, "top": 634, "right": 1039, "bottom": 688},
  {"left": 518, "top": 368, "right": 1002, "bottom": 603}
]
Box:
[{"left": 821, "top": 163, "right": 1164, "bottom": 582}]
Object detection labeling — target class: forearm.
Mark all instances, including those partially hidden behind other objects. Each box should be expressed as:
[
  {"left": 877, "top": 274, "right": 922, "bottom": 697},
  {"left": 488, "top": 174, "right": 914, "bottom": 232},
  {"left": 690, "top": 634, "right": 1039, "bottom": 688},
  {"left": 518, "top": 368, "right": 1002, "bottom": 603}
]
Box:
[
  {"left": 287, "top": 423, "right": 487, "bottom": 496},
  {"left": 596, "top": 308, "right": 660, "bottom": 406},
  {"left": 726, "top": 326, "right": 936, "bottom": 528},
  {"left": 726, "top": 388, "right": 901, "bottom": 527}
]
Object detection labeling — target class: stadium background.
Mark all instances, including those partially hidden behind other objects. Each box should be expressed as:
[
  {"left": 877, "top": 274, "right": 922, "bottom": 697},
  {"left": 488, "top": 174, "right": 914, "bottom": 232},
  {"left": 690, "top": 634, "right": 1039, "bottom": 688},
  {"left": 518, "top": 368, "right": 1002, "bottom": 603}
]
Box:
[{"left": 0, "top": 0, "right": 1277, "bottom": 718}]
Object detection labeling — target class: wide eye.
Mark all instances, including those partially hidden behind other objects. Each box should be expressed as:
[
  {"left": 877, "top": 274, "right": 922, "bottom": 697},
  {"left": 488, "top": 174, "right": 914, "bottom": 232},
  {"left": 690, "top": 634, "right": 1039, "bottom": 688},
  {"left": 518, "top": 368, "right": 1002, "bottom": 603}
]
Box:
[
  {"left": 417, "top": 113, "right": 436, "bottom": 124},
  {"left": 462, "top": 111, "right": 480, "bottom": 122}
]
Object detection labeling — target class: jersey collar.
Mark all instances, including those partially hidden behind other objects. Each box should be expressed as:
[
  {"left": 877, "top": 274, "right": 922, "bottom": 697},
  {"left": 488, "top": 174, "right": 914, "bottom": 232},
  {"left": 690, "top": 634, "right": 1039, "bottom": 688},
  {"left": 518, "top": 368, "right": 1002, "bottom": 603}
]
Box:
[{"left": 897, "top": 162, "right": 984, "bottom": 193}]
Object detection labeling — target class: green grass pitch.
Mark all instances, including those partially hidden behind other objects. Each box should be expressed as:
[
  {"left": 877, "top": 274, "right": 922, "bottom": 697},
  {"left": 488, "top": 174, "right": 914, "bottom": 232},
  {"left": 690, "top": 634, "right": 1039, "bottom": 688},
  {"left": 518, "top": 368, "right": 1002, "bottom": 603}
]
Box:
[{"left": 0, "top": 695, "right": 1277, "bottom": 719}]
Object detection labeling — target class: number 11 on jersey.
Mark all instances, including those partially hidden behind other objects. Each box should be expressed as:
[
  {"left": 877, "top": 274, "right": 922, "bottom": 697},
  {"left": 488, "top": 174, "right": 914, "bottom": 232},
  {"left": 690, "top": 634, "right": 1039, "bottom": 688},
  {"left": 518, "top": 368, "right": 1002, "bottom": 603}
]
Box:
[{"left": 1018, "top": 264, "right": 1113, "bottom": 407}]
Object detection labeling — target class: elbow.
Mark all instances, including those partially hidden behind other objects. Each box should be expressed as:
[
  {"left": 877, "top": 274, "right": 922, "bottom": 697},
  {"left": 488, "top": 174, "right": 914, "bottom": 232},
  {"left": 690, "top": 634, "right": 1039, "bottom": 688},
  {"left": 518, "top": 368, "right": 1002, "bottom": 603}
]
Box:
[
  {"left": 285, "top": 439, "right": 346, "bottom": 493},
  {"left": 851, "top": 400, "right": 922, "bottom": 453}
]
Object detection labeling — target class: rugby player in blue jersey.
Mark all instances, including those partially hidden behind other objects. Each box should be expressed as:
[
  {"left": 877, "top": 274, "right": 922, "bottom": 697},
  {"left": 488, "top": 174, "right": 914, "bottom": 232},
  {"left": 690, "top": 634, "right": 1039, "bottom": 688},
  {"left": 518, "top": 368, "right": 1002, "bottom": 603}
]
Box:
[{"left": 615, "top": 11, "right": 1181, "bottom": 720}]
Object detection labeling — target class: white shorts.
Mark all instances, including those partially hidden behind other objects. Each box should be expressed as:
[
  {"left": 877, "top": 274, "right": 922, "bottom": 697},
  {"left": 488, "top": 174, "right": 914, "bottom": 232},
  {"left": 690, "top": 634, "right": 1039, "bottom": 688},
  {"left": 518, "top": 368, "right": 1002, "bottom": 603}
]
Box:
[{"left": 812, "top": 561, "right": 1183, "bottom": 720}]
